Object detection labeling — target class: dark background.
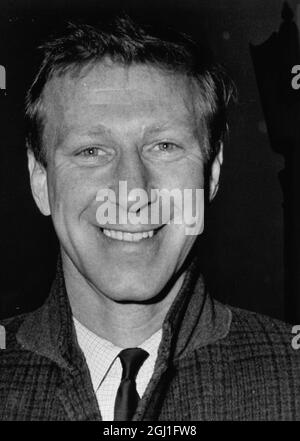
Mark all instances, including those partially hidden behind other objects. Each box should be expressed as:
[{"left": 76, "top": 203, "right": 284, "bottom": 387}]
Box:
[{"left": 0, "top": 0, "right": 299, "bottom": 322}]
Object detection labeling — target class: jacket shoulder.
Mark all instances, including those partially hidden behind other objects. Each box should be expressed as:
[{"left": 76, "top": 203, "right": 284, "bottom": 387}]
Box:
[
  {"left": 221, "top": 305, "right": 300, "bottom": 365},
  {"left": 228, "top": 305, "right": 294, "bottom": 340}
]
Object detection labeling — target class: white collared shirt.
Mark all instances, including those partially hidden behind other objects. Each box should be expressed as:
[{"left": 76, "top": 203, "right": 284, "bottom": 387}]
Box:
[{"left": 73, "top": 317, "right": 162, "bottom": 421}]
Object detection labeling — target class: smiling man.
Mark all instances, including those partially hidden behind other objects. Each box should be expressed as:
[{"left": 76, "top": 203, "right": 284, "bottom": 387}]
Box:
[
  {"left": 35, "top": 61, "right": 206, "bottom": 341},
  {"left": 0, "top": 15, "right": 299, "bottom": 421}
]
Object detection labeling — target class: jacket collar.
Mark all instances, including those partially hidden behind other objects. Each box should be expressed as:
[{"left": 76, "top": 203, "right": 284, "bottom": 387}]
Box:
[
  {"left": 10, "top": 257, "right": 77, "bottom": 371},
  {"left": 6, "top": 255, "right": 231, "bottom": 370},
  {"left": 157, "top": 257, "right": 231, "bottom": 364}
]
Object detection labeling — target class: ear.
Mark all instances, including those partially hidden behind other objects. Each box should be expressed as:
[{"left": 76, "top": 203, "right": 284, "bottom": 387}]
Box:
[
  {"left": 27, "top": 149, "right": 51, "bottom": 216},
  {"left": 209, "top": 142, "right": 223, "bottom": 201}
]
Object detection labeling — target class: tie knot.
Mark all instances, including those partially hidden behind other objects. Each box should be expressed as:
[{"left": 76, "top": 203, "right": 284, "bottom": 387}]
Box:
[{"left": 118, "top": 348, "right": 149, "bottom": 380}]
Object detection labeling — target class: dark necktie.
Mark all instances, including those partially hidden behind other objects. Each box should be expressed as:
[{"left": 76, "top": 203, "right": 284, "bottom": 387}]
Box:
[{"left": 114, "top": 348, "right": 149, "bottom": 421}]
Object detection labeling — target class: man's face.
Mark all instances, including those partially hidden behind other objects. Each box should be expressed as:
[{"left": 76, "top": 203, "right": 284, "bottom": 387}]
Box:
[{"left": 29, "top": 61, "right": 218, "bottom": 303}]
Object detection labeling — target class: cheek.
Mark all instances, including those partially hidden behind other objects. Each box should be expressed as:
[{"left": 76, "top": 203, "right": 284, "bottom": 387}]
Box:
[
  {"left": 46, "top": 164, "right": 93, "bottom": 217},
  {"left": 153, "top": 167, "right": 202, "bottom": 193},
  {"left": 165, "top": 156, "right": 204, "bottom": 189},
  {"left": 164, "top": 225, "right": 197, "bottom": 274},
  {"left": 184, "top": 161, "right": 205, "bottom": 189},
  {"left": 177, "top": 227, "right": 198, "bottom": 265}
]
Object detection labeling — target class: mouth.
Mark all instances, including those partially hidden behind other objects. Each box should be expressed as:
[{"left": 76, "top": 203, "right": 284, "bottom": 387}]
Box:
[{"left": 99, "top": 225, "right": 165, "bottom": 242}]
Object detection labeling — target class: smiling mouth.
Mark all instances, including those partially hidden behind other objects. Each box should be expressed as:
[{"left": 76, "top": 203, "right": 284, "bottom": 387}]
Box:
[{"left": 99, "top": 225, "right": 165, "bottom": 242}]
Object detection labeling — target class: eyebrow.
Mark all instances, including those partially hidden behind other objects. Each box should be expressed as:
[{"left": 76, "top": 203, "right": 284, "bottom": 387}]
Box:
[
  {"left": 141, "top": 123, "right": 178, "bottom": 136},
  {"left": 140, "top": 120, "right": 199, "bottom": 140},
  {"left": 85, "top": 124, "right": 114, "bottom": 137},
  {"left": 57, "top": 123, "right": 113, "bottom": 145}
]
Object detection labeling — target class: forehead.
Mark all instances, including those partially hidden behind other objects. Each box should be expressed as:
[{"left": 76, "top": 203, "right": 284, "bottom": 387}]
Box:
[{"left": 42, "top": 61, "right": 201, "bottom": 142}]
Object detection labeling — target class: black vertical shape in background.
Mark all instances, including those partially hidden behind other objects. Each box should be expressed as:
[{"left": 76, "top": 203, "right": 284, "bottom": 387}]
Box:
[{"left": 250, "top": 2, "right": 300, "bottom": 323}]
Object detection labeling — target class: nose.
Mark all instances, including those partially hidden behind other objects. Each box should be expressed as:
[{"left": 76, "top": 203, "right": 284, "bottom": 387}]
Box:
[{"left": 113, "top": 151, "right": 152, "bottom": 213}]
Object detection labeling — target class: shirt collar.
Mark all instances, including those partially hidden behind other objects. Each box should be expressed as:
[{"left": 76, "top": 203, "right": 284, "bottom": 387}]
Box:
[{"left": 73, "top": 316, "right": 162, "bottom": 391}]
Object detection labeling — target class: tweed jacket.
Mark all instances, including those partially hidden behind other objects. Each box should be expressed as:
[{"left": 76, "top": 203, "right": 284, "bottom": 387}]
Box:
[{"left": 0, "top": 260, "right": 299, "bottom": 421}]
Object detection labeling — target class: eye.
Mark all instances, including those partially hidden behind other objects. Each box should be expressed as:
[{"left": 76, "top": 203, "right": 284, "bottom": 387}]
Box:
[
  {"left": 78, "top": 147, "right": 107, "bottom": 157},
  {"left": 153, "top": 142, "right": 180, "bottom": 153},
  {"left": 74, "top": 146, "right": 115, "bottom": 166},
  {"left": 146, "top": 142, "right": 185, "bottom": 161}
]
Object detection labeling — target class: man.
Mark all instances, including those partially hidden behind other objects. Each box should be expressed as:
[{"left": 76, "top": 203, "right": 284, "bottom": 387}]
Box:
[{"left": 0, "top": 14, "right": 299, "bottom": 421}]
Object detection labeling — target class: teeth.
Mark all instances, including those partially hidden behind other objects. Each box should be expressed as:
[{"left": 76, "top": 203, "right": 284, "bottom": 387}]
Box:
[
  {"left": 104, "top": 229, "right": 111, "bottom": 237},
  {"left": 102, "top": 228, "right": 155, "bottom": 241}
]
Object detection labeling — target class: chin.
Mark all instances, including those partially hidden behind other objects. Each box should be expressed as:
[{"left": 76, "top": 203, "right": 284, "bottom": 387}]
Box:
[{"left": 94, "top": 273, "right": 170, "bottom": 304}]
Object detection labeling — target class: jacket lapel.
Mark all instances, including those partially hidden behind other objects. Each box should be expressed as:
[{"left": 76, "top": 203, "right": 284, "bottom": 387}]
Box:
[
  {"left": 134, "top": 258, "right": 231, "bottom": 420},
  {"left": 8, "top": 258, "right": 102, "bottom": 421}
]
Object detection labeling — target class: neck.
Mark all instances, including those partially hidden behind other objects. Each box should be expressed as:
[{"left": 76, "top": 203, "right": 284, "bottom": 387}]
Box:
[{"left": 63, "top": 255, "right": 185, "bottom": 348}]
